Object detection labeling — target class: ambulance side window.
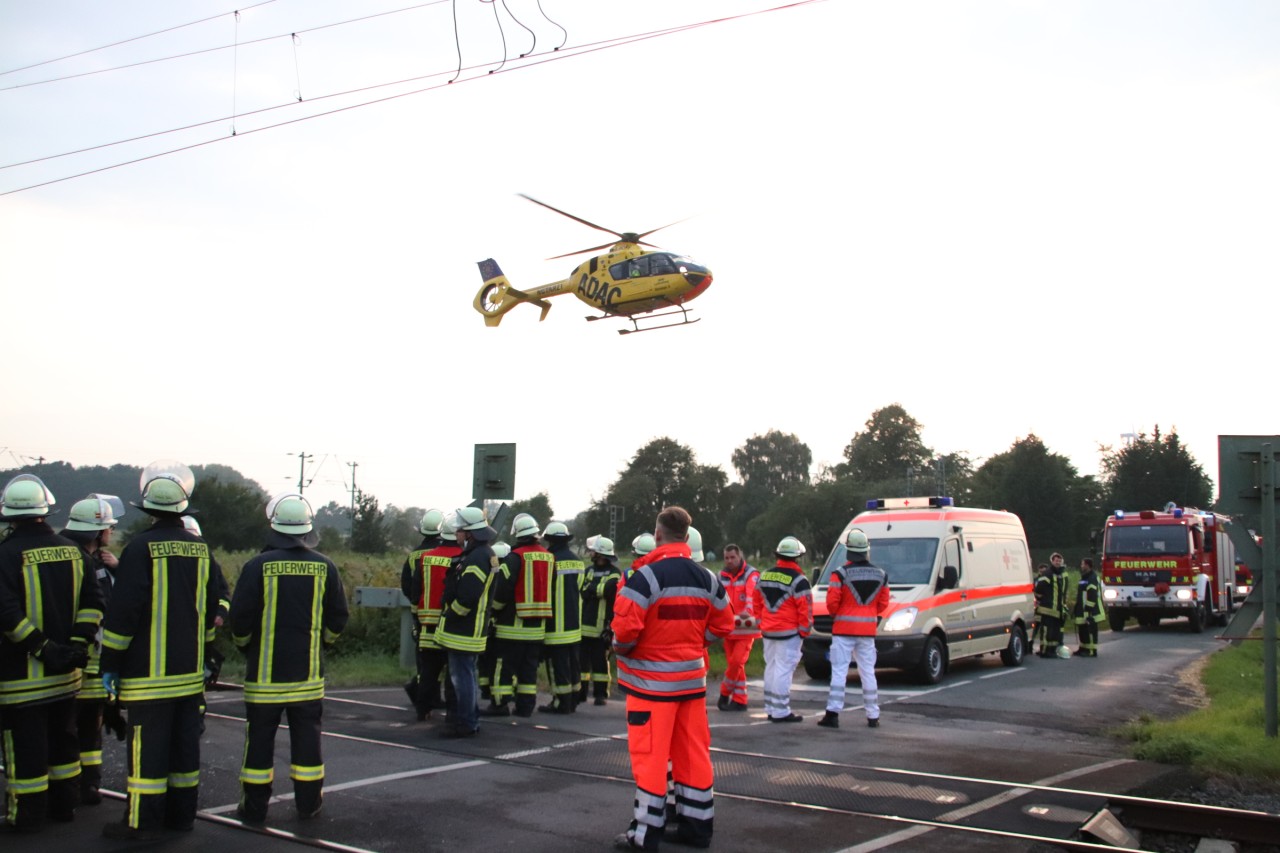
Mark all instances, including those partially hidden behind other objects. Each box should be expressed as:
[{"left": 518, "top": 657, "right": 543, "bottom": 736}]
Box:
[{"left": 943, "top": 539, "right": 962, "bottom": 584}]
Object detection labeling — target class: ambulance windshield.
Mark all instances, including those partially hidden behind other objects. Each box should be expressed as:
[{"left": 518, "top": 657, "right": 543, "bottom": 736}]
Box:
[{"left": 818, "top": 537, "right": 939, "bottom": 587}]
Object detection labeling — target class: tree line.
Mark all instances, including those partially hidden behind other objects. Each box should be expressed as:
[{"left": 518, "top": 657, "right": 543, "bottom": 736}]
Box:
[{"left": 2, "top": 409, "right": 1212, "bottom": 559}]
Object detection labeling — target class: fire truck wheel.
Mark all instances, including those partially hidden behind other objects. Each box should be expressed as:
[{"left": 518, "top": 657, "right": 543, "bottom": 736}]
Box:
[
  {"left": 1188, "top": 600, "right": 1206, "bottom": 634},
  {"left": 1000, "top": 624, "right": 1026, "bottom": 667},
  {"left": 1109, "top": 613, "right": 1126, "bottom": 632}
]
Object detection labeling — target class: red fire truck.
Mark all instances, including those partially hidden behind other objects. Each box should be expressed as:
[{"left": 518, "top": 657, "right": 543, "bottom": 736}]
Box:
[{"left": 1100, "top": 505, "right": 1244, "bottom": 633}]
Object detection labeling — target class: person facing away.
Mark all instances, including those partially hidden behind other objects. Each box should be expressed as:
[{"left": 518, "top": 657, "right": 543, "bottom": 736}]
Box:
[
  {"left": 818, "top": 529, "right": 891, "bottom": 729},
  {"left": 753, "top": 536, "right": 814, "bottom": 723}
]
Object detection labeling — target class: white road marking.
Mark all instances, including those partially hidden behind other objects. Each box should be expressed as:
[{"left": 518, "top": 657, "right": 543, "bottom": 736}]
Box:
[{"left": 833, "top": 758, "right": 1134, "bottom": 853}]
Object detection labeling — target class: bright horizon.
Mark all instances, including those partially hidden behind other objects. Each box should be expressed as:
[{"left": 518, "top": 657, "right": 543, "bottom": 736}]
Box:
[{"left": 2, "top": 0, "right": 1275, "bottom": 522}]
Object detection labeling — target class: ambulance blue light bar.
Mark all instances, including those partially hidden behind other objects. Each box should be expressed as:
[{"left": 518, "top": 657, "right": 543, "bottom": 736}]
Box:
[{"left": 866, "top": 496, "right": 955, "bottom": 510}]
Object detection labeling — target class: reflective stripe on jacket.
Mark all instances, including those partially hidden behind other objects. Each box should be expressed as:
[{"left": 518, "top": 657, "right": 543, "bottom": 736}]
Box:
[
  {"left": 752, "top": 560, "right": 813, "bottom": 640},
  {"left": 544, "top": 544, "right": 584, "bottom": 646},
  {"left": 826, "top": 559, "right": 890, "bottom": 637},
  {"left": 719, "top": 563, "right": 760, "bottom": 639},
  {"left": 491, "top": 541, "right": 550, "bottom": 642},
  {"left": 434, "top": 543, "right": 495, "bottom": 653}
]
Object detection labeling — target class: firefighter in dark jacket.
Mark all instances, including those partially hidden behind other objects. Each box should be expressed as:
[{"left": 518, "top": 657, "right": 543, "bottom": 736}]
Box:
[
  {"left": 433, "top": 506, "right": 497, "bottom": 738},
  {"left": 482, "top": 513, "right": 552, "bottom": 718},
  {"left": 230, "top": 494, "right": 349, "bottom": 823},
  {"left": 59, "top": 494, "right": 126, "bottom": 806},
  {"left": 99, "top": 461, "right": 230, "bottom": 840},
  {"left": 400, "top": 509, "right": 458, "bottom": 720},
  {"left": 540, "top": 521, "right": 584, "bottom": 713},
  {"left": 0, "top": 474, "right": 102, "bottom": 833},
  {"left": 1074, "top": 558, "right": 1104, "bottom": 657},
  {"left": 1034, "top": 552, "right": 1069, "bottom": 658},
  {"left": 579, "top": 535, "right": 621, "bottom": 706}
]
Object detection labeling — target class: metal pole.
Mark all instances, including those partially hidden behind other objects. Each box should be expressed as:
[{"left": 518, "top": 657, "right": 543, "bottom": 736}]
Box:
[
  {"left": 1261, "top": 443, "right": 1277, "bottom": 737},
  {"left": 296, "top": 451, "right": 313, "bottom": 494}
]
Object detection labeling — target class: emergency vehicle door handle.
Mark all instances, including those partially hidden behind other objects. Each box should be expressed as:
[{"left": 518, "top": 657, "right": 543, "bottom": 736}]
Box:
[{"left": 960, "top": 593, "right": 968, "bottom": 600}]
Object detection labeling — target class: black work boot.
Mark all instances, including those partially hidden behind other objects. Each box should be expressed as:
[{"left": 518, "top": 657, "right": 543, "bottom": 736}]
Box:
[{"left": 817, "top": 711, "right": 839, "bottom": 728}]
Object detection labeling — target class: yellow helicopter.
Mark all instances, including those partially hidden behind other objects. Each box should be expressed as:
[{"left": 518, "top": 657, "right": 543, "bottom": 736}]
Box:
[{"left": 472, "top": 195, "right": 712, "bottom": 335}]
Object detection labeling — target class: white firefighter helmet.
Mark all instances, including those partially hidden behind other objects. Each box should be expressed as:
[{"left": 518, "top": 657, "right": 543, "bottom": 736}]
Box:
[
  {"left": 419, "top": 509, "right": 444, "bottom": 537},
  {"left": 183, "top": 516, "right": 204, "bottom": 537},
  {"left": 845, "top": 529, "right": 870, "bottom": 554},
  {"left": 455, "top": 506, "right": 488, "bottom": 531},
  {"left": 687, "top": 526, "right": 704, "bottom": 562},
  {"left": 139, "top": 460, "right": 195, "bottom": 514},
  {"left": 776, "top": 535, "right": 806, "bottom": 559},
  {"left": 593, "top": 535, "right": 616, "bottom": 557},
  {"left": 511, "top": 513, "right": 541, "bottom": 539},
  {"left": 66, "top": 495, "right": 121, "bottom": 531},
  {"left": 1056, "top": 645, "right": 1073, "bottom": 659},
  {"left": 439, "top": 512, "right": 459, "bottom": 539},
  {"left": 543, "top": 521, "right": 571, "bottom": 540},
  {"left": 0, "top": 474, "right": 55, "bottom": 518},
  {"left": 632, "top": 533, "right": 655, "bottom": 556},
  {"left": 267, "top": 492, "right": 314, "bottom": 534},
  {"left": 492, "top": 542, "right": 511, "bottom": 560}
]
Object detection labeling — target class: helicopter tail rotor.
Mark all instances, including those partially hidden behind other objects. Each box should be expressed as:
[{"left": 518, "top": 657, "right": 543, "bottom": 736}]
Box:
[{"left": 473, "top": 258, "right": 552, "bottom": 327}]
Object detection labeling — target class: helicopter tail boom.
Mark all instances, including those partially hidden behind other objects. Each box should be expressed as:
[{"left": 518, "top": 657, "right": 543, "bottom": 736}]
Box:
[{"left": 473, "top": 258, "right": 552, "bottom": 327}]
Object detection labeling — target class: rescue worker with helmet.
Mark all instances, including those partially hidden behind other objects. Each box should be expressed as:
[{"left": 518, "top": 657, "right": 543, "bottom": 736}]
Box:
[
  {"left": 400, "top": 509, "right": 459, "bottom": 720},
  {"left": 625, "top": 533, "right": 656, "bottom": 582},
  {"left": 230, "top": 493, "right": 348, "bottom": 824},
  {"left": 753, "top": 535, "right": 813, "bottom": 723},
  {"left": 0, "top": 474, "right": 102, "bottom": 833},
  {"left": 612, "top": 506, "right": 733, "bottom": 851},
  {"left": 717, "top": 543, "right": 759, "bottom": 713},
  {"left": 433, "top": 506, "right": 497, "bottom": 738},
  {"left": 99, "top": 460, "right": 230, "bottom": 840},
  {"left": 579, "top": 535, "right": 621, "bottom": 706},
  {"left": 59, "top": 494, "right": 127, "bottom": 806},
  {"left": 540, "top": 521, "right": 584, "bottom": 714},
  {"left": 1074, "top": 558, "right": 1104, "bottom": 657},
  {"left": 818, "top": 529, "right": 890, "bottom": 729},
  {"left": 1035, "top": 552, "right": 1069, "bottom": 658},
  {"left": 483, "top": 513, "right": 552, "bottom": 718}
]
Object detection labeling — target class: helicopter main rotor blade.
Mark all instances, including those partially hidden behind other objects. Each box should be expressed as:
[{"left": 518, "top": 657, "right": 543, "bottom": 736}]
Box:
[
  {"left": 636, "top": 217, "right": 693, "bottom": 241},
  {"left": 545, "top": 240, "right": 617, "bottom": 260},
  {"left": 519, "top": 194, "right": 622, "bottom": 239}
]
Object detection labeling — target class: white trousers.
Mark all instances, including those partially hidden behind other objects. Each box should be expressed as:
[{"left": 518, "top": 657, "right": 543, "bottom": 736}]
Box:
[
  {"left": 826, "top": 635, "right": 880, "bottom": 720},
  {"left": 762, "top": 636, "right": 803, "bottom": 719}
]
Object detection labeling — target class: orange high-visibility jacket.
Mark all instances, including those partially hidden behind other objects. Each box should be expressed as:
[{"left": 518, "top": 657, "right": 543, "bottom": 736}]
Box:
[
  {"left": 826, "top": 559, "right": 890, "bottom": 637},
  {"left": 720, "top": 563, "right": 761, "bottom": 639},
  {"left": 752, "top": 559, "right": 813, "bottom": 640},
  {"left": 611, "top": 542, "right": 733, "bottom": 701}
]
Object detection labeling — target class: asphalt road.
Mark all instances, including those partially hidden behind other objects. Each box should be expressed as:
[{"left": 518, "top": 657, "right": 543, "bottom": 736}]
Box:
[{"left": 9, "top": 618, "right": 1225, "bottom": 853}]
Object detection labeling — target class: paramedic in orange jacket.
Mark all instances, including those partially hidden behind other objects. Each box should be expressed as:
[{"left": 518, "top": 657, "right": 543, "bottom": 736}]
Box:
[
  {"left": 818, "top": 529, "right": 891, "bottom": 729},
  {"left": 612, "top": 507, "right": 733, "bottom": 851},
  {"left": 753, "top": 536, "right": 813, "bottom": 723},
  {"left": 717, "top": 544, "right": 759, "bottom": 712}
]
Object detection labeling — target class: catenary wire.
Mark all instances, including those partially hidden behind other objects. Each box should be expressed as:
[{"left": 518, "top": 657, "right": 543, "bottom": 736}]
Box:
[{"left": 0, "top": 1, "right": 828, "bottom": 196}]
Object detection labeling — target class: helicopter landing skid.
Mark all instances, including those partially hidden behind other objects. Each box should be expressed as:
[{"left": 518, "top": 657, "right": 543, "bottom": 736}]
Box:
[{"left": 587, "top": 304, "right": 700, "bottom": 335}]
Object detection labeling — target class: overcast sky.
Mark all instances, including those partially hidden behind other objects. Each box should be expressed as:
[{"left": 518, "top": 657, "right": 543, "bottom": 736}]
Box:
[{"left": 2, "top": 0, "right": 1276, "bottom": 526}]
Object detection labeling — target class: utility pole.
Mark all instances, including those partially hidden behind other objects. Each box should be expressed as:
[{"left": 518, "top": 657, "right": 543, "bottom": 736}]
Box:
[
  {"left": 347, "top": 461, "right": 359, "bottom": 537},
  {"left": 294, "top": 452, "right": 313, "bottom": 494}
]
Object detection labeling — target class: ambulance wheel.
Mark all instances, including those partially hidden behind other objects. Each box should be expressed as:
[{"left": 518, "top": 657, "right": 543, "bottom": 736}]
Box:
[
  {"left": 803, "top": 659, "right": 831, "bottom": 681},
  {"left": 1000, "top": 624, "right": 1026, "bottom": 667},
  {"left": 915, "top": 635, "right": 946, "bottom": 684}
]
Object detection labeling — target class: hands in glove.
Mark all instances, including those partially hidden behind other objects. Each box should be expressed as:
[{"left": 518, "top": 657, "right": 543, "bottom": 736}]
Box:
[
  {"left": 35, "top": 640, "right": 89, "bottom": 673},
  {"left": 103, "top": 700, "right": 128, "bottom": 741},
  {"left": 102, "top": 671, "right": 121, "bottom": 698}
]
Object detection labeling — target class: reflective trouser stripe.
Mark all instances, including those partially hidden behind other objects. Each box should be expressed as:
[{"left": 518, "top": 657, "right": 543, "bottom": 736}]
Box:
[
  {"left": 49, "top": 761, "right": 80, "bottom": 782},
  {"left": 762, "top": 636, "right": 803, "bottom": 718},
  {"left": 169, "top": 770, "right": 200, "bottom": 789},
  {"left": 81, "top": 750, "right": 103, "bottom": 767},
  {"left": 291, "top": 764, "right": 324, "bottom": 782},
  {"left": 719, "top": 637, "right": 754, "bottom": 704},
  {"left": 624, "top": 694, "right": 715, "bottom": 850}
]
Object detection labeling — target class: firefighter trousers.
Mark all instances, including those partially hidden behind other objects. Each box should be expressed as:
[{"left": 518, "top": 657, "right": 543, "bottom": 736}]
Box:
[
  {"left": 544, "top": 642, "right": 580, "bottom": 708},
  {"left": 1, "top": 696, "right": 79, "bottom": 830},
  {"left": 1038, "top": 616, "right": 1064, "bottom": 655},
  {"left": 239, "top": 700, "right": 324, "bottom": 820},
  {"left": 76, "top": 698, "right": 105, "bottom": 796},
  {"left": 490, "top": 639, "right": 541, "bottom": 714},
  {"left": 718, "top": 637, "right": 755, "bottom": 705},
  {"left": 622, "top": 694, "right": 714, "bottom": 850},
  {"left": 412, "top": 646, "right": 450, "bottom": 714},
  {"left": 826, "top": 635, "right": 879, "bottom": 719},
  {"left": 1076, "top": 619, "right": 1099, "bottom": 656},
  {"left": 118, "top": 694, "right": 202, "bottom": 831},
  {"left": 579, "top": 635, "right": 612, "bottom": 700}
]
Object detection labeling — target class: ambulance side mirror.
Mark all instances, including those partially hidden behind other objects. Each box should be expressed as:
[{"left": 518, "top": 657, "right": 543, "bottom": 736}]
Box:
[{"left": 937, "top": 565, "right": 959, "bottom": 591}]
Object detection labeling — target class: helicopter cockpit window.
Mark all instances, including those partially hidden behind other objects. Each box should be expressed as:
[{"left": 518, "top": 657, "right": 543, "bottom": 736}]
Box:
[
  {"left": 648, "top": 254, "right": 675, "bottom": 275},
  {"left": 630, "top": 256, "right": 650, "bottom": 278},
  {"left": 609, "top": 261, "right": 628, "bottom": 280}
]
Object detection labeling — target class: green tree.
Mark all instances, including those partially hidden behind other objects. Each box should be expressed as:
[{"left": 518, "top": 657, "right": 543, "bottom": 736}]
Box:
[
  {"left": 383, "top": 505, "right": 428, "bottom": 550},
  {"left": 188, "top": 476, "right": 268, "bottom": 551},
  {"left": 509, "top": 492, "right": 555, "bottom": 527},
  {"left": 730, "top": 430, "right": 812, "bottom": 498},
  {"left": 1100, "top": 426, "right": 1213, "bottom": 511},
  {"left": 837, "top": 404, "right": 933, "bottom": 487},
  {"left": 970, "top": 434, "right": 1099, "bottom": 548},
  {"left": 350, "top": 490, "right": 387, "bottom": 554}
]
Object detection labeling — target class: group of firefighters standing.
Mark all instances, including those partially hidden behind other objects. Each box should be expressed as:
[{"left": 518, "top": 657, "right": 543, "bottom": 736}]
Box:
[
  {"left": 1033, "top": 552, "right": 1106, "bottom": 659},
  {"left": 0, "top": 464, "right": 348, "bottom": 839}
]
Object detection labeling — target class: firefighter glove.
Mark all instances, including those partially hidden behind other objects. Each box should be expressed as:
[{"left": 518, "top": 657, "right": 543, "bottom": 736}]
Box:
[
  {"left": 35, "top": 639, "right": 89, "bottom": 673},
  {"left": 103, "top": 700, "right": 128, "bottom": 741}
]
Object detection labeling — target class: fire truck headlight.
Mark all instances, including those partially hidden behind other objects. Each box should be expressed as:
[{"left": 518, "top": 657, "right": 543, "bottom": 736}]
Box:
[
  {"left": 1175, "top": 588, "right": 1193, "bottom": 601},
  {"left": 1239, "top": 585, "right": 1252, "bottom": 596},
  {"left": 882, "top": 607, "right": 917, "bottom": 632},
  {"left": 1103, "top": 588, "right": 1118, "bottom": 601}
]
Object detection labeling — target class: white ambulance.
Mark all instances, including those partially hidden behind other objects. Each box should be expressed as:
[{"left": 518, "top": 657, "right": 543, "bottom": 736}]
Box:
[{"left": 802, "top": 496, "right": 1035, "bottom": 684}]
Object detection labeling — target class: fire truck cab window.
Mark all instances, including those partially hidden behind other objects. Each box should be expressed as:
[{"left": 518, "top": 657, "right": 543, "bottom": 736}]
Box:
[{"left": 1104, "top": 525, "right": 1190, "bottom": 556}]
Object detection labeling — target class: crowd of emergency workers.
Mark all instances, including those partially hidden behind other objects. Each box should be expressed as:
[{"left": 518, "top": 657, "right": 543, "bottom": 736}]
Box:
[{"left": 0, "top": 462, "right": 902, "bottom": 850}]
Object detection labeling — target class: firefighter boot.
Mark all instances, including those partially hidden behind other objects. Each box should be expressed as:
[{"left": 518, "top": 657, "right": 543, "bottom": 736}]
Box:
[{"left": 817, "top": 711, "right": 839, "bottom": 728}]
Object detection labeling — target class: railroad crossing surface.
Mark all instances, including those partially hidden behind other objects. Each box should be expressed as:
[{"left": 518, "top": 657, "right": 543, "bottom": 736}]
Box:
[{"left": 8, "top": 627, "right": 1239, "bottom": 852}]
